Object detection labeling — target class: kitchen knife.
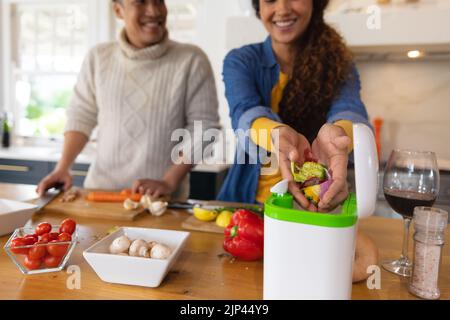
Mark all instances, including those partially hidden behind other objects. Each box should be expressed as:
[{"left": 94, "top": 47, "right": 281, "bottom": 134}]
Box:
[
  {"left": 167, "top": 200, "right": 263, "bottom": 213},
  {"left": 35, "top": 183, "right": 64, "bottom": 212}
]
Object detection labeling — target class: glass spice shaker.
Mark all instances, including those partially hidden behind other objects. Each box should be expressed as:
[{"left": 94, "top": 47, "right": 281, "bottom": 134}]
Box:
[{"left": 409, "top": 207, "right": 448, "bottom": 300}]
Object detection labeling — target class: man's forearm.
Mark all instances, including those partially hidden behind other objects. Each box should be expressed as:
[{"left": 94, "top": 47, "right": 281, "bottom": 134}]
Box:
[
  {"left": 162, "top": 163, "right": 194, "bottom": 192},
  {"left": 56, "top": 131, "right": 89, "bottom": 172}
]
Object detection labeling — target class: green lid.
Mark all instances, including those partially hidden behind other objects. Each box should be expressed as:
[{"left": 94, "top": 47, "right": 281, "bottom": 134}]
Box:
[{"left": 264, "top": 192, "right": 358, "bottom": 228}]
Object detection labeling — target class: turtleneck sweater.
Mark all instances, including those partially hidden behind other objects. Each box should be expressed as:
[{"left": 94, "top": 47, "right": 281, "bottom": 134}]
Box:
[{"left": 65, "top": 29, "right": 220, "bottom": 198}]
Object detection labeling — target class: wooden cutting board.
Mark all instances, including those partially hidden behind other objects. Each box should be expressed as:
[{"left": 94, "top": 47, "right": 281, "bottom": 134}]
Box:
[
  {"left": 181, "top": 215, "right": 225, "bottom": 234},
  {"left": 38, "top": 189, "right": 145, "bottom": 221}
]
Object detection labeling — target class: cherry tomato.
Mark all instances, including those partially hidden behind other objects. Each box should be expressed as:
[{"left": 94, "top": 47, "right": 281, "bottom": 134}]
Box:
[
  {"left": 28, "top": 241, "right": 47, "bottom": 260},
  {"left": 48, "top": 232, "right": 59, "bottom": 241},
  {"left": 58, "top": 233, "right": 72, "bottom": 242},
  {"left": 35, "top": 222, "right": 52, "bottom": 236},
  {"left": 59, "top": 219, "right": 76, "bottom": 235},
  {"left": 24, "top": 256, "right": 42, "bottom": 270},
  {"left": 10, "top": 237, "right": 30, "bottom": 255},
  {"left": 23, "top": 234, "right": 38, "bottom": 245},
  {"left": 44, "top": 255, "right": 62, "bottom": 268},
  {"left": 40, "top": 233, "right": 51, "bottom": 243},
  {"left": 47, "top": 240, "right": 68, "bottom": 257},
  {"left": 41, "top": 232, "right": 58, "bottom": 242}
]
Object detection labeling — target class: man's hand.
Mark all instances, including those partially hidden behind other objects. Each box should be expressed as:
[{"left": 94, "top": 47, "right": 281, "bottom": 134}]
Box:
[
  {"left": 132, "top": 179, "right": 175, "bottom": 199},
  {"left": 272, "top": 126, "right": 315, "bottom": 210},
  {"left": 311, "top": 123, "right": 351, "bottom": 212},
  {"left": 36, "top": 169, "right": 73, "bottom": 197}
]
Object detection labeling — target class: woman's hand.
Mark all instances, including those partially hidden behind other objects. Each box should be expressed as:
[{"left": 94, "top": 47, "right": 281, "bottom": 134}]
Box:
[
  {"left": 131, "top": 179, "right": 175, "bottom": 199},
  {"left": 272, "top": 126, "right": 315, "bottom": 210},
  {"left": 311, "top": 123, "right": 351, "bottom": 212}
]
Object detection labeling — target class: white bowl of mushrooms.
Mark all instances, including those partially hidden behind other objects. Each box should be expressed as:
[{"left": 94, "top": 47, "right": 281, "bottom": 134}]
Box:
[{"left": 83, "top": 227, "right": 190, "bottom": 288}]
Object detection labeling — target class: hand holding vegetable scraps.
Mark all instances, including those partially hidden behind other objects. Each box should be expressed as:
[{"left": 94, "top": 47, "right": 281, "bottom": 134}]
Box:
[
  {"left": 272, "top": 126, "right": 316, "bottom": 211},
  {"left": 311, "top": 123, "right": 351, "bottom": 212}
]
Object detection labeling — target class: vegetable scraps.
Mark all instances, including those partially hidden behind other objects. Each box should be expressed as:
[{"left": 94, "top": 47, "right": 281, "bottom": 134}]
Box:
[
  {"left": 291, "top": 161, "right": 332, "bottom": 206},
  {"left": 223, "top": 209, "right": 264, "bottom": 261}
]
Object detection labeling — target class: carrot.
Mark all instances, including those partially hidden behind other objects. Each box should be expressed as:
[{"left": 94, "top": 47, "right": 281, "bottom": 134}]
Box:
[
  {"left": 86, "top": 192, "right": 141, "bottom": 202},
  {"left": 120, "top": 189, "right": 132, "bottom": 196}
]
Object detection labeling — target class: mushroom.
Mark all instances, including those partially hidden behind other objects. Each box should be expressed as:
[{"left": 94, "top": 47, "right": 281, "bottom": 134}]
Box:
[
  {"left": 147, "top": 241, "right": 158, "bottom": 250},
  {"left": 109, "top": 235, "right": 131, "bottom": 254},
  {"left": 149, "top": 201, "right": 168, "bottom": 217},
  {"left": 150, "top": 243, "right": 172, "bottom": 260},
  {"left": 128, "top": 239, "right": 150, "bottom": 258},
  {"left": 123, "top": 198, "right": 140, "bottom": 211}
]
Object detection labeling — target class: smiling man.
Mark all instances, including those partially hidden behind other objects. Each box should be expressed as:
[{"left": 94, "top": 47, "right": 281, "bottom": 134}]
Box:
[{"left": 37, "top": 0, "right": 220, "bottom": 199}]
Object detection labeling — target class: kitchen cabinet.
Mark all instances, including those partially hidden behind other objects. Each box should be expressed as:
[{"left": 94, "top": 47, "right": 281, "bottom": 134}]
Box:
[
  {"left": 0, "top": 159, "right": 50, "bottom": 185},
  {"left": 0, "top": 158, "right": 228, "bottom": 200}
]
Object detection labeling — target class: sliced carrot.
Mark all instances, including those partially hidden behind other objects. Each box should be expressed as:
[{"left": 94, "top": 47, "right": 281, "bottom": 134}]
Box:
[{"left": 86, "top": 192, "right": 141, "bottom": 202}]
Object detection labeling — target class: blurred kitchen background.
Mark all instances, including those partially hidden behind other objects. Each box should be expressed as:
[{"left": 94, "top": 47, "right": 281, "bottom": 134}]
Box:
[{"left": 0, "top": 0, "right": 449, "bottom": 215}]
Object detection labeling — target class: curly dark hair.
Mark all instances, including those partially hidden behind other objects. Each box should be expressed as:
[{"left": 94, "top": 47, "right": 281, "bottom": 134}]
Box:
[{"left": 252, "top": 0, "right": 353, "bottom": 143}]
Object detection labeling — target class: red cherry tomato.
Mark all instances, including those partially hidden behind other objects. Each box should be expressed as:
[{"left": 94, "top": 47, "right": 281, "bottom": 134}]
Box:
[
  {"left": 40, "top": 233, "right": 51, "bottom": 243},
  {"left": 44, "top": 255, "right": 62, "bottom": 268},
  {"left": 41, "top": 233, "right": 58, "bottom": 242},
  {"left": 48, "top": 232, "right": 59, "bottom": 241},
  {"left": 23, "top": 234, "right": 38, "bottom": 245},
  {"left": 10, "top": 237, "right": 30, "bottom": 255},
  {"left": 58, "top": 233, "right": 72, "bottom": 242},
  {"left": 47, "top": 240, "right": 68, "bottom": 257},
  {"left": 35, "top": 222, "right": 52, "bottom": 236},
  {"left": 28, "top": 241, "right": 47, "bottom": 260},
  {"left": 59, "top": 219, "right": 76, "bottom": 235},
  {"left": 24, "top": 256, "right": 42, "bottom": 270}
]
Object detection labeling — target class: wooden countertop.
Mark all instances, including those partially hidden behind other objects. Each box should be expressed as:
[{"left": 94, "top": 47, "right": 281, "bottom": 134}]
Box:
[{"left": 0, "top": 183, "right": 449, "bottom": 300}]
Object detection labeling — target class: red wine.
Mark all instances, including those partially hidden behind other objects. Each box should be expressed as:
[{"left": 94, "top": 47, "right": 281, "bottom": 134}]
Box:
[{"left": 384, "top": 189, "right": 436, "bottom": 218}]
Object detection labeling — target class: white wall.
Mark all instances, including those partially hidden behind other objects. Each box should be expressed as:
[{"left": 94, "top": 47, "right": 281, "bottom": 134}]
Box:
[
  {"left": 357, "top": 60, "right": 450, "bottom": 164},
  {"left": 192, "top": 0, "right": 266, "bottom": 131}
]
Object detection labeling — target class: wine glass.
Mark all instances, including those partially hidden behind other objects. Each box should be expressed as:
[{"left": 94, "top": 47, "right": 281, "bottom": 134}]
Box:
[{"left": 382, "top": 149, "right": 440, "bottom": 277}]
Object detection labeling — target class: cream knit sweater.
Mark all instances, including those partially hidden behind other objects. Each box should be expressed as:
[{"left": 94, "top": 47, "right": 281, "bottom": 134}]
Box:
[{"left": 65, "top": 30, "right": 220, "bottom": 198}]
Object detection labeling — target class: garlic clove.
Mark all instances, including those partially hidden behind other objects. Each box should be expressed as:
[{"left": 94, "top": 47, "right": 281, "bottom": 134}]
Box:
[
  {"left": 140, "top": 195, "right": 152, "bottom": 210},
  {"left": 149, "top": 201, "right": 168, "bottom": 217},
  {"left": 150, "top": 243, "right": 172, "bottom": 260},
  {"left": 123, "top": 198, "right": 140, "bottom": 211}
]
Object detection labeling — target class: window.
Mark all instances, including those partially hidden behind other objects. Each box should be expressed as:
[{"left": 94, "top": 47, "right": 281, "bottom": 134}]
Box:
[
  {"left": 2, "top": 0, "right": 203, "bottom": 140},
  {"left": 13, "top": 3, "right": 88, "bottom": 137},
  {"left": 2, "top": 0, "right": 114, "bottom": 140}
]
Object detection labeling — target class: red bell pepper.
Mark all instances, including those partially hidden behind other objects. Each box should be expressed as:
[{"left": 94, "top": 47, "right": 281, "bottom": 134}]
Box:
[{"left": 223, "top": 209, "right": 264, "bottom": 261}]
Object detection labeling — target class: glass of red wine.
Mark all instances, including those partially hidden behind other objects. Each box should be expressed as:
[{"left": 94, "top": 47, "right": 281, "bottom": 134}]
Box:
[{"left": 382, "top": 149, "right": 440, "bottom": 277}]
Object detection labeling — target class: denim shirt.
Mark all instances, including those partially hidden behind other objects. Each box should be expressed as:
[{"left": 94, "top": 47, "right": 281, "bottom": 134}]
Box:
[{"left": 217, "top": 37, "right": 370, "bottom": 204}]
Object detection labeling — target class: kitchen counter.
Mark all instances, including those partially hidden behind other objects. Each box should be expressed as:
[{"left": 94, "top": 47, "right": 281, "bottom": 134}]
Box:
[{"left": 0, "top": 183, "right": 449, "bottom": 300}]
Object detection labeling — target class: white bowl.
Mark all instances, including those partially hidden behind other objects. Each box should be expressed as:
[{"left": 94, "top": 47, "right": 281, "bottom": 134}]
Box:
[
  {"left": 0, "top": 199, "right": 38, "bottom": 236},
  {"left": 83, "top": 227, "right": 190, "bottom": 288}
]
